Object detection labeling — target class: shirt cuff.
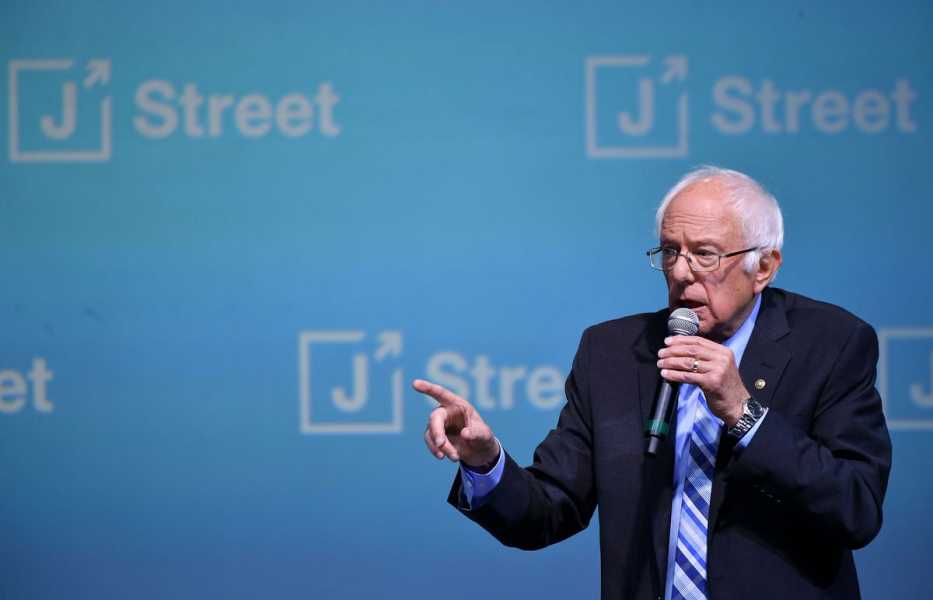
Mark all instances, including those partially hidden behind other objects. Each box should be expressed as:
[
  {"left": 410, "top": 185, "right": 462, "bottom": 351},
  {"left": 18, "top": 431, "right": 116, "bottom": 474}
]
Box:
[
  {"left": 458, "top": 439, "right": 504, "bottom": 510},
  {"left": 734, "top": 408, "right": 769, "bottom": 450}
]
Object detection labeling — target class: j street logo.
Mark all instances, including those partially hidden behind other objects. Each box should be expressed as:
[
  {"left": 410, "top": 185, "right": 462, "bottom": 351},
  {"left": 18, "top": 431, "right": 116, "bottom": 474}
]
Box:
[
  {"left": 8, "top": 57, "right": 341, "bottom": 164},
  {"left": 297, "top": 330, "right": 565, "bottom": 435},
  {"left": 299, "top": 330, "right": 405, "bottom": 434},
  {"left": 0, "top": 358, "right": 54, "bottom": 415},
  {"left": 9, "top": 59, "right": 112, "bottom": 162},
  {"left": 585, "top": 54, "right": 919, "bottom": 159},
  {"left": 879, "top": 327, "right": 933, "bottom": 430},
  {"left": 586, "top": 55, "right": 688, "bottom": 158}
]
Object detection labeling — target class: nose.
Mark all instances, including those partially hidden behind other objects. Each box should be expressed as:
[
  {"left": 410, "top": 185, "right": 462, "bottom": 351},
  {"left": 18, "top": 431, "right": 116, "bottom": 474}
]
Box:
[{"left": 668, "top": 252, "right": 695, "bottom": 285}]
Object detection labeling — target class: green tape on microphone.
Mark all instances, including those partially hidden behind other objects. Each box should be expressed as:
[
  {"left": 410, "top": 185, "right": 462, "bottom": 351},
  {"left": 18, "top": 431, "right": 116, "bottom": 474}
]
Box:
[{"left": 645, "top": 419, "right": 669, "bottom": 436}]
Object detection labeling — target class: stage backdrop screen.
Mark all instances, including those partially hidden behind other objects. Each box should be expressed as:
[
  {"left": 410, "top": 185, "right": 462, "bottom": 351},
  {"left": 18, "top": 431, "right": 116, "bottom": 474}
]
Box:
[{"left": 2, "top": 2, "right": 931, "bottom": 598}]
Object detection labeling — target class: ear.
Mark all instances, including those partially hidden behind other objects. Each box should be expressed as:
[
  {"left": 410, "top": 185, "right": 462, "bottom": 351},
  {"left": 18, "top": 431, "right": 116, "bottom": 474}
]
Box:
[{"left": 753, "top": 249, "right": 782, "bottom": 294}]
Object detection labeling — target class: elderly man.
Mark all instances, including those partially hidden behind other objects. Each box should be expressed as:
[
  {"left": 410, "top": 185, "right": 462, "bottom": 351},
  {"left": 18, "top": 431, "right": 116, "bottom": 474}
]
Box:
[{"left": 413, "top": 167, "right": 891, "bottom": 600}]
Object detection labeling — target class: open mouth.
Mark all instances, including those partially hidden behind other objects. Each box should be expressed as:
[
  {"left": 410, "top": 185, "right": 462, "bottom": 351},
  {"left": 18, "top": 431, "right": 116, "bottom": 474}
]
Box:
[{"left": 678, "top": 300, "right": 705, "bottom": 310}]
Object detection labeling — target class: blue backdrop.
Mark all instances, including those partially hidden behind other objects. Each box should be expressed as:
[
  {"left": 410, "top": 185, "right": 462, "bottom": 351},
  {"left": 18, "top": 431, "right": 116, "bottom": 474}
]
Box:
[{"left": 2, "top": 1, "right": 931, "bottom": 598}]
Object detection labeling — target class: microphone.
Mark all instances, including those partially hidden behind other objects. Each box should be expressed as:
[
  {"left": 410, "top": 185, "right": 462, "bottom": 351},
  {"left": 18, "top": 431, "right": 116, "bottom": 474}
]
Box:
[{"left": 645, "top": 307, "right": 699, "bottom": 456}]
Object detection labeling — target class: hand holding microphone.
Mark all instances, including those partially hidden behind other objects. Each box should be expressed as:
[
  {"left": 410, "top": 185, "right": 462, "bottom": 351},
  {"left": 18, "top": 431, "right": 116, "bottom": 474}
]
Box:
[
  {"left": 645, "top": 308, "right": 699, "bottom": 455},
  {"left": 647, "top": 307, "right": 755, "bottom": 455}
]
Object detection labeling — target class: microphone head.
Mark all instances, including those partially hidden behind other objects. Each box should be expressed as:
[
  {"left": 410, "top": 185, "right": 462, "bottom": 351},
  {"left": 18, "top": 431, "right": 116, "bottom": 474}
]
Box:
[{"left": 668, "top": 307, "right": 700, "bottom": 336}]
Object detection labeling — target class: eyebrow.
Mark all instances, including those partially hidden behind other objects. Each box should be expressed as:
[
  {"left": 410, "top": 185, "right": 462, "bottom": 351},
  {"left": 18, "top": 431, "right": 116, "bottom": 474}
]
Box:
[{"left": 660, "top": 237, "right": 724, "bottom": 247}]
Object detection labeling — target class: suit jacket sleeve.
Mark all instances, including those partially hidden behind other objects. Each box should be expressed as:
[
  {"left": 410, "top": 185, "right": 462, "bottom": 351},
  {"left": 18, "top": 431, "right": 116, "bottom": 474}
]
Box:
[
  {"left": 447, "top": 329, "right": 598, "bottom": 550},
  {"left": 726, "top": 319, "right": 892, "bottom": 549}
]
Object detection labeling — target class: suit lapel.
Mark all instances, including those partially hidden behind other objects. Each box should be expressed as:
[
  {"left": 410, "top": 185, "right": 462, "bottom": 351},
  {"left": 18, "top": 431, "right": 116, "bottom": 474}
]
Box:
[
  {"left": 634, "top": 311, "right": 676, "bottom": 585},
  {"left": 634, "top": 309, "right": 669, "bottom": 424},
  {"left": 708, "top": 289, "right": 792, "bottom": 533}
]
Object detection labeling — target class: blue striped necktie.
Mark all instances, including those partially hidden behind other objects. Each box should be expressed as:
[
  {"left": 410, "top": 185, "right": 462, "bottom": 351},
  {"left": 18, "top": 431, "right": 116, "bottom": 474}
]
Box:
[{"left": 672, "top": 394, "right": 720, "bottom": 600}]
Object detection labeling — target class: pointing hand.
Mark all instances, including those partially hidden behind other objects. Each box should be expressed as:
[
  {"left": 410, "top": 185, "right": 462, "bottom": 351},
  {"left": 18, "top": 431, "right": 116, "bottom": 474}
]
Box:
[{"left": 412, "top": 379, "right": 500, "bottom": 469}]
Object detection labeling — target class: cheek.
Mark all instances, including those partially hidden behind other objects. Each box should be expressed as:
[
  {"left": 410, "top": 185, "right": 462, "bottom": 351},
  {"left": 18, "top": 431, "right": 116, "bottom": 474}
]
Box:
[
  {"left": 707, "top": 278, "right": 750, "bottom": 322},
  {"left": 705, "top": 293, "right": 722, "bottom": 316},
  {"left": 699, "top": 283, "right": 727, "bottom": 324},
  {"left": 698, "top": 282, "right": 717, "bottom": 313}
]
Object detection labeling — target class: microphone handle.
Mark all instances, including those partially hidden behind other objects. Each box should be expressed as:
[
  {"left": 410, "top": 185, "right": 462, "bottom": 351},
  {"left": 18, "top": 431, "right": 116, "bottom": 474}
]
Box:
[{"left": 645, "top": 380, "right": 680, "bottom": 456}]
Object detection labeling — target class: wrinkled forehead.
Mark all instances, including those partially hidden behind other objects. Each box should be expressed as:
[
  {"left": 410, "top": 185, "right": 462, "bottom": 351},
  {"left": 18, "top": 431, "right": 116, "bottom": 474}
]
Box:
[{"left": 659, "top": 180, "right": 743, "bottom": 245}]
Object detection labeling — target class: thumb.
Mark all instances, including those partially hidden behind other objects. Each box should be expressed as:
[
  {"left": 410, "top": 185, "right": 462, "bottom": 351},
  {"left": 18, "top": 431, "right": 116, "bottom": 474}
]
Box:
[{"left": 460, "top": 425, "right": 489, "bottom": 442}]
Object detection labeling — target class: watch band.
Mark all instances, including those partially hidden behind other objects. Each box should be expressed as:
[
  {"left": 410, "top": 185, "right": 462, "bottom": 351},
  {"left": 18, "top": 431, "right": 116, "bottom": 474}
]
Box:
[{"left": 727, "top": 397, "right": 765, "bottom": 439}]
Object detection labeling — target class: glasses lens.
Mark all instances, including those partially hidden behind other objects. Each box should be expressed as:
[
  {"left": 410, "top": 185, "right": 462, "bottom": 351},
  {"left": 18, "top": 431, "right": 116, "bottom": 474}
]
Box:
[
  {"left": 648, "top": 248, "right": 676, "bottom": 271},
  {"left": 691, "top": 253, "right": 719, "bottom": 271},
  {"left": 661, "top": 249, "right": 679, "bottom": 270}
]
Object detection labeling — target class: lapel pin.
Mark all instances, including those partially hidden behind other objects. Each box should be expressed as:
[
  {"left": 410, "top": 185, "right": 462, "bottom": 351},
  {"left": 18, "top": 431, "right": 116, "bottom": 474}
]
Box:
[{"left": 754, "top": 378, "right": 766, "bottom": 390}]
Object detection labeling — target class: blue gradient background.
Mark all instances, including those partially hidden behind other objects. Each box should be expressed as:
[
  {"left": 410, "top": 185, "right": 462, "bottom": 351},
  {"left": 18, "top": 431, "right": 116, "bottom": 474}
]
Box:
[{"left": 2, "top": 2, "right": 931, "bottom": 598}]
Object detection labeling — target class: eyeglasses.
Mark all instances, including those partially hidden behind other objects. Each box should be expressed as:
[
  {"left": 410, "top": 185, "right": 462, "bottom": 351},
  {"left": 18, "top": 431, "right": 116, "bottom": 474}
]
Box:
[{"left": 646, "top": 246, "right": 760, "bottom": 272}]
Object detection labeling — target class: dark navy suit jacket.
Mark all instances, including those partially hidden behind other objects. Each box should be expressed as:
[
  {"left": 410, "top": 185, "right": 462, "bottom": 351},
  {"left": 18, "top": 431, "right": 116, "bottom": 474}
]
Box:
[{"left": 449, "top": 287, "right": 892, "bottom": 599}]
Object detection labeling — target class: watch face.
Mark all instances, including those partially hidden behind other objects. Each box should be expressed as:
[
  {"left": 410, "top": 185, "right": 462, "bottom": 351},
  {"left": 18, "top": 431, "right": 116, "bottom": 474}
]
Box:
[{"left": 747, "top": 399, "right": 765, "bottom": 419}]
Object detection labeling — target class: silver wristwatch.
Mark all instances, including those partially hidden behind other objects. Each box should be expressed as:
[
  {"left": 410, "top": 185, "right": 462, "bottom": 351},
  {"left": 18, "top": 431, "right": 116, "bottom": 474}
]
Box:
[{"left": 727, "top": 397, "right": 766, "bottom": 439}]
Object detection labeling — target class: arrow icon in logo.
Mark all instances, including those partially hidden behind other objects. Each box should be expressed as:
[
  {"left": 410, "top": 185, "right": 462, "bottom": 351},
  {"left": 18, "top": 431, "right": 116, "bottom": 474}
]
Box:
[
  {"left": 83, "top": 59, "right": 111, "bottom": 89},
  {"left": 661, "top": 55, "right": 687, "bottom": 84},
  {"left": 375, "top": 331, "right": 403, "bottom": 362}
]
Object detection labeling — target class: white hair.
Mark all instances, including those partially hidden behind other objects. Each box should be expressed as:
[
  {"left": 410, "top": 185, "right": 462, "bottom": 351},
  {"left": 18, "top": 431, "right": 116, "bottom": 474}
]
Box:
[{"left": 655, "top": 166, "right": 784, "bottom": 272}]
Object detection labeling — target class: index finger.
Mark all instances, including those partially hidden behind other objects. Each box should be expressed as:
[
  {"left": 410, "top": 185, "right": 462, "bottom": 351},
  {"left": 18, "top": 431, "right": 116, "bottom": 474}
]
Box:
[
  {"left": 664, "top": 335, "right": 718, "bottom": 349},
  {"left": 412, "top": 379, "right": 464, "bottom": 407}
]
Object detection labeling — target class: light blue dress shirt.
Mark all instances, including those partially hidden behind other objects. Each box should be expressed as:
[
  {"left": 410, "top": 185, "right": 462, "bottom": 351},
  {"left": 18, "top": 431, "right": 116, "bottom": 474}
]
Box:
[
  {"left": 460, "top": 295, "right": 767, "bottom": 600},
  {"left": 663, "top": 293, "right": 764, "bottom": 600}
]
